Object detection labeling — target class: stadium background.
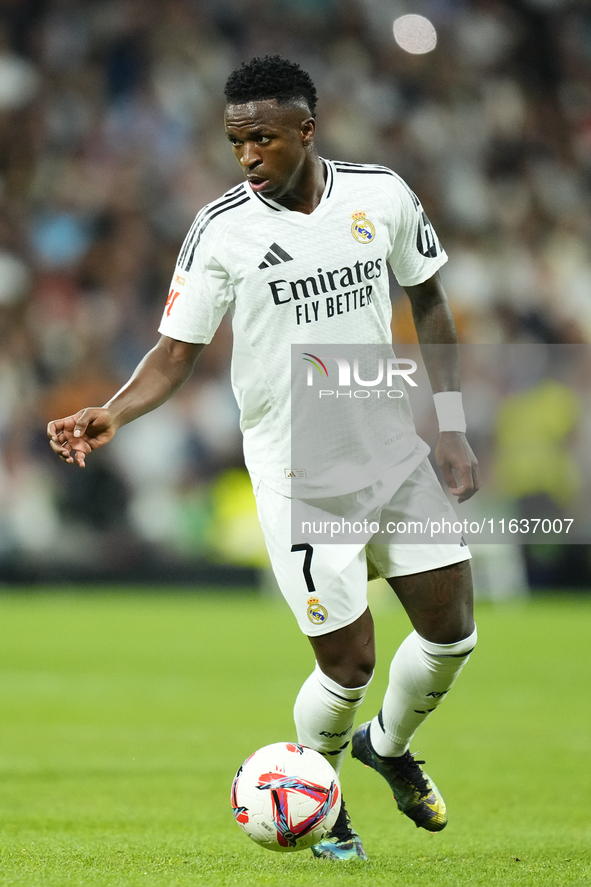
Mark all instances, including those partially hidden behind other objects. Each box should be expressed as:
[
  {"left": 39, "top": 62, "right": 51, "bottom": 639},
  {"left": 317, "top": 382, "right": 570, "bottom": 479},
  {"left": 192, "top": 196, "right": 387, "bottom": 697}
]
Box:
[{"left": 0, "top": 0, "right": 590, "bottom": 591}]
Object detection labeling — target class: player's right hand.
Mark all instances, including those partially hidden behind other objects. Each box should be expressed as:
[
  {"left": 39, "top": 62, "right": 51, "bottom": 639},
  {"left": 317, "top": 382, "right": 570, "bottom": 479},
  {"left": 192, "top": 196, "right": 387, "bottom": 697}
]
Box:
[{"left": 47, "top": 408, "right": 117, "bottom": 468}]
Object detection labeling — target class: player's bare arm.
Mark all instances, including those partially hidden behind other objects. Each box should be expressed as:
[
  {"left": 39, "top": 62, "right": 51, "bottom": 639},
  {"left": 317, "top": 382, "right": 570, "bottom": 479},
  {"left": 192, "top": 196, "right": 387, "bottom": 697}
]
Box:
[
  {"left": 404, "top": 271, "right": 480, "bottom": 503},
  {"left": 47, "top": 336, "right": 205, "bottom": 468}
]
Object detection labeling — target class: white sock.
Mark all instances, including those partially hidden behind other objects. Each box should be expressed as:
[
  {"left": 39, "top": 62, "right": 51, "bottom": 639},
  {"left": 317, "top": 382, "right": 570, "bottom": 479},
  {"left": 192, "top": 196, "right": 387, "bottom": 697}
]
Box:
[
  {"left": 369, "top": 627, "right": 477, "bottom": 757},
  {"left": 294, "top": 663, "right": 372, "bottom": 774}
]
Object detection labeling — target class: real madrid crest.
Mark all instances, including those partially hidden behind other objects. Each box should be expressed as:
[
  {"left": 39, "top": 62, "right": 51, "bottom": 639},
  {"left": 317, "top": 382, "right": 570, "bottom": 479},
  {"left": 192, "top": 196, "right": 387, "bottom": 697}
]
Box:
[
  {"left": 351, "top": 210, "right": 376, "bottom": 244},
  {"left": 307, "top": 596, "right": 328, "bottom": 625}
]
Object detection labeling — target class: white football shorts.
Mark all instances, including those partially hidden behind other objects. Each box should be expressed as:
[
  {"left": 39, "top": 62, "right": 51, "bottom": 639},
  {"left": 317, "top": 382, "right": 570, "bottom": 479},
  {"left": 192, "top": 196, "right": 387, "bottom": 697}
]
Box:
[{"left": 255, "top": 457, "right": 471, "bottom": 637}]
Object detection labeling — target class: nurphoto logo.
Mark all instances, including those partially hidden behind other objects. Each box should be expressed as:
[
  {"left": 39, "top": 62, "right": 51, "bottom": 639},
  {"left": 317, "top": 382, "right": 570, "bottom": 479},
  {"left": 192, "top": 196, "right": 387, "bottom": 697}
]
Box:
[{"left": 302, "top": 352, "right": 417, "bottom": 399}]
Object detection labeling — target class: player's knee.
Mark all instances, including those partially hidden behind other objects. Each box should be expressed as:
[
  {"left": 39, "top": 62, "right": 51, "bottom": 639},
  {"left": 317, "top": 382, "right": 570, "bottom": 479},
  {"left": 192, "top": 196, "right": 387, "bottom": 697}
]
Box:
[
  {"left": 309, "top": 607, "right": 376, "bottom": 687},
  {"left": 436, "top": 617, "right": 476, "bottom": 645},
  {"left": 321, "top": 652, "right": 375, "bottom": 689}
]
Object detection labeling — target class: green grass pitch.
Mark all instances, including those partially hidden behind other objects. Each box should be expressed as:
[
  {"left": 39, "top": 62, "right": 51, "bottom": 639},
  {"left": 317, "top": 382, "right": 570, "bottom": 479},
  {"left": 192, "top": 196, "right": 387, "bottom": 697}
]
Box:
[{"left": 0, "top": 589, "right": 589, "bottom": 886}]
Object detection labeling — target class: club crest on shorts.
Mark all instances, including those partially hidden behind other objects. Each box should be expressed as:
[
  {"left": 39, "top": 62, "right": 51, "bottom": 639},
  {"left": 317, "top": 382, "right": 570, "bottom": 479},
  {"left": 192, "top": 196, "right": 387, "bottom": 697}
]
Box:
[
  {"left": 307, "top": 596, "right": 328, "bottom": 625},
  {"left": 351, "top": 211, "right": 375, "bottom": 244}
]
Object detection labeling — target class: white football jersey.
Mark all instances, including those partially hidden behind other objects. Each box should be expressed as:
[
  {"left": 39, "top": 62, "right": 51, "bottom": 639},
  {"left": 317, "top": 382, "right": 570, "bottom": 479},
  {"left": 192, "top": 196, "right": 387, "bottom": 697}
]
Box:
[{"left": 159, "top": 160, "right": 448, "bottom": 497}]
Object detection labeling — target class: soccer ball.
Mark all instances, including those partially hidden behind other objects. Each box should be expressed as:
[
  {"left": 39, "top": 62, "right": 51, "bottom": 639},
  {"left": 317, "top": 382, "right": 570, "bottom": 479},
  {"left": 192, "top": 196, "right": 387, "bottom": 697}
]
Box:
[{"left": 231, "top": 742, "right": 341, "bottom": 852}]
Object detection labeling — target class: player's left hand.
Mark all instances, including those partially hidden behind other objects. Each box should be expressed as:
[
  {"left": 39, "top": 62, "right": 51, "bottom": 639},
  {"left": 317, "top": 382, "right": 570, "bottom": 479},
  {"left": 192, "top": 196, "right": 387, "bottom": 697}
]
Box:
[{"left": 435, "top": 432, "right": 480, "bottom": 504}]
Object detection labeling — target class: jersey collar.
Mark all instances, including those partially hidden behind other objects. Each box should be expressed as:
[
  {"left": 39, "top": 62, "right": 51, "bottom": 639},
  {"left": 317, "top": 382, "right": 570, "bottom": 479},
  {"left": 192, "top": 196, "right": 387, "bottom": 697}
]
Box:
[{"left": 246, "top": 158, "right": 335, "bottom": 214}]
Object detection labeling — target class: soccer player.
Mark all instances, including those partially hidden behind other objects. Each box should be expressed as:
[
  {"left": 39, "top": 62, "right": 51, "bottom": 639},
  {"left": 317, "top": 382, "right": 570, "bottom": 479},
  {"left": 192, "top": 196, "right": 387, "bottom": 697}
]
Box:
[{"left": 48, "top": 56, "right": 479, "bottom": 860}]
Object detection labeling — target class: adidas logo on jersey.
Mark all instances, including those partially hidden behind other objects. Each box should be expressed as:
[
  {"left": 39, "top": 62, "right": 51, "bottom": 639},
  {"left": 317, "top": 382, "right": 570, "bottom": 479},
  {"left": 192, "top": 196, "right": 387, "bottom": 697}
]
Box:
[{"left": 258, "top": 243, "right": 294, "bottom": 269}]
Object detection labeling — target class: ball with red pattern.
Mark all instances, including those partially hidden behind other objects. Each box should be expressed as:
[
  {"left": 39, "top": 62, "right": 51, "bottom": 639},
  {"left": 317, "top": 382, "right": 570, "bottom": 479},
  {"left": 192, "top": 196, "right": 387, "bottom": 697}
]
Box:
[{"left": 231, "top": 742, "right": 341, "bottom": 852}]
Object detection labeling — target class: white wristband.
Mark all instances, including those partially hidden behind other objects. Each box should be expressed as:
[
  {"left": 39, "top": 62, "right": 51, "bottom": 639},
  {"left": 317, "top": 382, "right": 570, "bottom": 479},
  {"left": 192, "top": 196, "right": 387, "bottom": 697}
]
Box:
[{"left": 433, "top": 391, "right": 467, "bottom": 433}]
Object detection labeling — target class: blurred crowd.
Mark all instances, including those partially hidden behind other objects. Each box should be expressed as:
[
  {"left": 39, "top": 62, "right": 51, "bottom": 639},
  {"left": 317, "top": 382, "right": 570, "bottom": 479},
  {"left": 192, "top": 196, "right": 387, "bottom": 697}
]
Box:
[{"left": 1, "top": 0, "right": 590, "bottom": 583}]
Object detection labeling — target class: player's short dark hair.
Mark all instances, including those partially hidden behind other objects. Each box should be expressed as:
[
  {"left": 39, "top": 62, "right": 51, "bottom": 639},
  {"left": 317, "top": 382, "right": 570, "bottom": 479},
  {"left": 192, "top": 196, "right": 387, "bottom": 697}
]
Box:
[{"left": 224, "top": 55, "right": 317, "bottom": 117}]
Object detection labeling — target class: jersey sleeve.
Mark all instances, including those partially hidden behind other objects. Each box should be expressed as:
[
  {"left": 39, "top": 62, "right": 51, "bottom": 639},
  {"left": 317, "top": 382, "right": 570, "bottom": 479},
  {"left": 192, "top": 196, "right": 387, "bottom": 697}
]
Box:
[
  {"left": 158, "top": 220, "right": 233, "bottom": 344},
  {"left": 387, "top": 177, "right": 448, "bottom": 287}
]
